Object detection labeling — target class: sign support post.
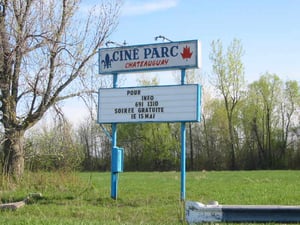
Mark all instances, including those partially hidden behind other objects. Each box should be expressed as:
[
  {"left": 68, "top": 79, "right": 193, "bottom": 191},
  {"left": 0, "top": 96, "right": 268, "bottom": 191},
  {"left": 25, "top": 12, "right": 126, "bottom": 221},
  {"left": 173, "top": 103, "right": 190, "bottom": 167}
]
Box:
[
  {"left": 111, "top": 73, "right": 118, "bottom": 199},
  {"left": 180, "top": 69, "right": 186, "bottom": 201},
  {"left": 98, "top": 39, "right": 201, "bottom": 200}
]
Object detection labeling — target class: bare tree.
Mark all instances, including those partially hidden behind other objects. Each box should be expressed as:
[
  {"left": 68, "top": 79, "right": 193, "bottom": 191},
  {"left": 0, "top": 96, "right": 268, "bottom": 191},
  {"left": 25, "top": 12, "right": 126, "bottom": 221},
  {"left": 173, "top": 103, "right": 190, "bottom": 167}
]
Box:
[{"left": 0, "top": 0, "right": 121, "bottom": 177}]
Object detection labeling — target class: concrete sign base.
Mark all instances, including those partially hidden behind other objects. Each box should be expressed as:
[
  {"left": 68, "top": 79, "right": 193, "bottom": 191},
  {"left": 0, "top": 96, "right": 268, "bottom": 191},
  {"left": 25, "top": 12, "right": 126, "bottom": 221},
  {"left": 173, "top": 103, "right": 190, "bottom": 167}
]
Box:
[{"left": 186, "top": 201, "right": 300, "bottom": 223}]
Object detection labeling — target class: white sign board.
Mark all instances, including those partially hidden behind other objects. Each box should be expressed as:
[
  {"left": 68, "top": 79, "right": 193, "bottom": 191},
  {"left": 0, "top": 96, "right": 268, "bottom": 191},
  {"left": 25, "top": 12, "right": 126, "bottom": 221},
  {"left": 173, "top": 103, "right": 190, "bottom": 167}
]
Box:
[
  {"left": 98, "top": 85, "right": 201, "bottom": 123},
  {"left": 99, "top": 40, "right": 201, "bottom": 74}
]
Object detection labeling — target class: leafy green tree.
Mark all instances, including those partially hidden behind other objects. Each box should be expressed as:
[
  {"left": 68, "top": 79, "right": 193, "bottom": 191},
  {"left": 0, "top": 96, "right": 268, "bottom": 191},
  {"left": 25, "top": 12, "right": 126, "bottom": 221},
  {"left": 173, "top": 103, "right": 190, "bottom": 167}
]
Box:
[
  {"left": 246, "top": 73, "right": 283, "bottom": 168},
  {"left": 142, "top": 123, "right": 179, "bottom": 171},
  {"left": 209, "top": 39, "right": 245, "bottom": 169},
  {"left": 25, "top": 119, "right": 84, "bottom": 171},
  {"left": 242, "top": 74, "right": 300, "bottom": 168},
  {"left": 278, "top": 80, "right": 300, "bottom": 155},
  {"left": 118, "top": 123, "right": 146, "bottom": 170},
  {"left": 199, "top": 97, "right": 230, "bottom": 170}
]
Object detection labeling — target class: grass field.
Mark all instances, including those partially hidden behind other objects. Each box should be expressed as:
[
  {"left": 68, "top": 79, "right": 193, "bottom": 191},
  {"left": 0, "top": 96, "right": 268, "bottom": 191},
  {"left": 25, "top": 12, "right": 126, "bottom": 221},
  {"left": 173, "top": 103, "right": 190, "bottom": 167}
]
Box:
[{"left": 0, "top": 170, "right": 300, "bottom": 224}]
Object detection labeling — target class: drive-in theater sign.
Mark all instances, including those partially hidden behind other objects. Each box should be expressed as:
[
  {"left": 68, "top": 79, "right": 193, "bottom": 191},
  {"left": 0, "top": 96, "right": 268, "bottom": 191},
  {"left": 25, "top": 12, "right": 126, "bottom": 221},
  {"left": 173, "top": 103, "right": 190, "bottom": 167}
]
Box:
[
  {"left": 99, "top": 40, "right": 200, "bottom": 74},
  {"left": 98, "top": 85, "right": 201, "bottom": 124},
  {"left": 98, "top": 40, "right": 201, "bottom": 200}
]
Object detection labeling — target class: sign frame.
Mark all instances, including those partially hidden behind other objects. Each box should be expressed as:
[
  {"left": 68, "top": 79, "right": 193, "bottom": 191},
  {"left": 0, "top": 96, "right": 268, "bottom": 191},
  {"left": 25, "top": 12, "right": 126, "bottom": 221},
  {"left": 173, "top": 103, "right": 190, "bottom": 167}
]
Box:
[
  {"left": 97, "top": 84, "right": 201, "bottom": 124},
  {"left": 98, "top": 40, "right": 201, "bottom": 74}
]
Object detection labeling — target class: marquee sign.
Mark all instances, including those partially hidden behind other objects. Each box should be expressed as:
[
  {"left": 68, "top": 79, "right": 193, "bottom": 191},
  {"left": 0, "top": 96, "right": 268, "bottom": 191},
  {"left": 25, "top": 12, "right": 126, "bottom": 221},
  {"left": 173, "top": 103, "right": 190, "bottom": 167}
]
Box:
[
  {"left": 99, "top": 40, "right": 201, "bottom": 74},
  {"left": 97, "top": 84, "right": 201, "bottom": 123}
]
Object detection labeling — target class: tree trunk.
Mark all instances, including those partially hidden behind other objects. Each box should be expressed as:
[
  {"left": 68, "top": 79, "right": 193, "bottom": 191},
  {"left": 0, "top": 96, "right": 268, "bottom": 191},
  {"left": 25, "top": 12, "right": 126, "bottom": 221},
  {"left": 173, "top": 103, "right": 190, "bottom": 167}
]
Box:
[
  {"left": 3, "top": 130, "right": 25, "bottom": 177},
  {"left": 228, "top": 121, "right": 236, "bottom": 170}
]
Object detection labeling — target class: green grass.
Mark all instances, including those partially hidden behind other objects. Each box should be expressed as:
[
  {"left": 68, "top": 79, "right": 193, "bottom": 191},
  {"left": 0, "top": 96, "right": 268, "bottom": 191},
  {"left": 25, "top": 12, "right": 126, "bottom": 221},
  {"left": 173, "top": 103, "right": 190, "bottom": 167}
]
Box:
[{"left": 0, "top": 171, "right": 300, "bottom": 224}]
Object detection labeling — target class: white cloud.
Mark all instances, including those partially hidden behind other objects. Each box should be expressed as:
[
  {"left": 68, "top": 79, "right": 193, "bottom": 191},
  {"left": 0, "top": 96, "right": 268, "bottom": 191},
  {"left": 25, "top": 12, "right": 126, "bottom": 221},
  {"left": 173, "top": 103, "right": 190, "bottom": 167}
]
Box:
[{"left": 122, "top": 0, "right": 179, "bottom": 16}]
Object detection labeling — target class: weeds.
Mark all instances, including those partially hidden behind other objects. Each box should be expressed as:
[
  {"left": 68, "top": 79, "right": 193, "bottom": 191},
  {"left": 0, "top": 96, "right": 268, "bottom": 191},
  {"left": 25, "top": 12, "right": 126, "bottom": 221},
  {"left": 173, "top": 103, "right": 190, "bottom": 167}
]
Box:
[{"left": 0, "top": 171, "right": 299, "bottom": 224}]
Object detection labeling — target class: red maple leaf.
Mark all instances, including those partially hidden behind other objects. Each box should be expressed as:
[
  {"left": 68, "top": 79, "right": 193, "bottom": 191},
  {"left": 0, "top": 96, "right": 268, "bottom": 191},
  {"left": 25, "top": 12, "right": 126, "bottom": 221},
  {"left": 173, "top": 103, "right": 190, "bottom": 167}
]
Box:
[{"left": 181, "top": 45, "right": 193, "bottom": 60}]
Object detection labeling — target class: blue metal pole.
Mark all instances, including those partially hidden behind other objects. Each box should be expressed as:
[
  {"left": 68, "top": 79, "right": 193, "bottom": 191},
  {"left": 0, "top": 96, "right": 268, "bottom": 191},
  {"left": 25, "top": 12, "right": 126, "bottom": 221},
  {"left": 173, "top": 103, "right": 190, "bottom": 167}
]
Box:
[
  {"left": 181, "top": 69, "right": 186, "bottom": 201},
  {"left": 111, "top": 73, "right": 118, "bottom": 199}
]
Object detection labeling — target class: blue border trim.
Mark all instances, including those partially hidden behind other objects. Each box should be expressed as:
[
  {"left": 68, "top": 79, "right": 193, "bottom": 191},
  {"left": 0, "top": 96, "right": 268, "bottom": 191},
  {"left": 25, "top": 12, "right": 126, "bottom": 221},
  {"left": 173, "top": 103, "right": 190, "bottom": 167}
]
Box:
[
  {"left": 197, "top": 85, "right": 202, "bottom": 122},
  {"left": 98, "top": 40, "right": 200, "bottom": 74}
]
